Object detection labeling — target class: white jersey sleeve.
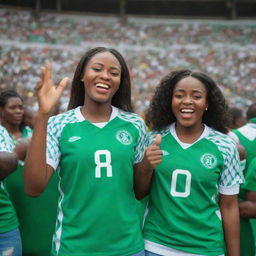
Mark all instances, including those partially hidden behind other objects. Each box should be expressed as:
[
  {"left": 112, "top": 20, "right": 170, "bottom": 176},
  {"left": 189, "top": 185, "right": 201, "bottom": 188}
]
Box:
[
  {"left": 0, "top": 125, "right": 12, "bottom": 152},
  {"left": 46, "top": 109, "right": 79, "bottom": 170},
  {"left": 118, "top": 111, "right": 149, "bottom": 163}
]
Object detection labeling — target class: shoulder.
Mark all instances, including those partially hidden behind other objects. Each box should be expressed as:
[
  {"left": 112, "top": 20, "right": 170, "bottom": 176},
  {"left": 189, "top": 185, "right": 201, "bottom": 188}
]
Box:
[
  {"left": 0, "top": 125, "right": 10, "bottom": 140},
  {"left": 0, "top": 125, "right": 8, "bottom": 135},
  {"left": 117, "top": 109, "right": 147, "bottom": 129},
  {"left": 236, "top": 122, "right": 256, "bottom": 134},
  {"left": 228, "top": 131, "right": 239, "bottom": 143},
  {"left": 207, "top": 130, "right": 236, "bottom": 146},
  {"left": 47, "top": 108, "right": 81, "bottom": 139},
  {"left": 118, "top": 110, "right": 145, "bottom": 123},
  {"left": 206, "top": 130, "right": 238, "bottom": 155},
  {"left": 0, "top": 125, "right": 12, "bottom": 152},
  {"left": 149, "top": 127, "right": 169, "bottom": 137},
  {"left": 149, "top": 126, "right": 170, "bottom": 143},
  {"left": 232, "top": 123, "right": 256, "bottom": 141},
  {"left": 48, "top": 108, "right": 79, "bottom": 127}
]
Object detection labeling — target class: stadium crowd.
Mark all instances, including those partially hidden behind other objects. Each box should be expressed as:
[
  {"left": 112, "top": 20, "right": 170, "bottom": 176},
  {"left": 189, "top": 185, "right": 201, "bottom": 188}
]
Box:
[
  {"left": 1, "top": 6, "right": 256, "bottom": 256},
  {"left": 0, "top": 8, "right": 255, "bottom": 114}
]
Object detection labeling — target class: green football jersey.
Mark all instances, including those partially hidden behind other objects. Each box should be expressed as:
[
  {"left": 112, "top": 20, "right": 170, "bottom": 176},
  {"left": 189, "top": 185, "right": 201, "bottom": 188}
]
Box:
[
  {"left": 46, "top": 106, "right": 148, "bottom": 256},
  {"left": 0, "top": 125, "right": 19, "bottom": 233},
  {"left": 143, "top": 124, "right": 243, "bottom": 256},
  {"left": 231, "top": 118, "right": 256, "bottom": 256},
  {"left": 5, "top": 126, "right": 58, "bottom": 255},
  {"left": 242, "top": 157, "right": 256, "bottom": 192},
  {"left": 232, "top": 118, "right": 256, "bottom": 168},
  {"left": 239, "top": 157, "right": 256, "bottom": 256}
]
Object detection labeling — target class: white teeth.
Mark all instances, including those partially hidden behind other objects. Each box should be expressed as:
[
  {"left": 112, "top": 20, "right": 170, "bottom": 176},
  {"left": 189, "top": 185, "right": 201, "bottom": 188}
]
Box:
[
  {"left": 181, "top": 109, "right": 194, "bottom": 113},
  {"left": 96, "top": 83, "right": 109, "bottom": 89}
]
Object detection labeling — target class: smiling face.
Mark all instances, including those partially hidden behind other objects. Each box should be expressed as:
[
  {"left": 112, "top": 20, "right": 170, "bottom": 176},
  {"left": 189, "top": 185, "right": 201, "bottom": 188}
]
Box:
[
  {"left": 172, "top": 76, "right": 208, "bottom": 129},
  {"left": 82, "top": 51, "right": 121, "bottom": 105},
  {"left": 1, "top": 97, "right": 24, "bottom": 126}
]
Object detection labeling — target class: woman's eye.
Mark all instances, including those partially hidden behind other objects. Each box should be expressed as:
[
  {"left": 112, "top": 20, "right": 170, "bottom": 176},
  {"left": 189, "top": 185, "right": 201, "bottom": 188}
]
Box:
[
  {"left": 92, "top": 67, "right": 101, "bottom": 72},
  {"left": 111, "top": 73, "right": 120, "bottom": 77}
]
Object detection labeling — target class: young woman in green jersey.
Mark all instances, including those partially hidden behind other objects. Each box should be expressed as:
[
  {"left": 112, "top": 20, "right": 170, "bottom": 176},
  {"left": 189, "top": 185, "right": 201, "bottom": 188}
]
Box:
[
  {"left": 24, "top": 47, "right": 148, "bottom": 256},
  {"left": 141, "top": 70, "right": 244, "bottom": 256},
  {"left": 0, "top": 90, "right": 58, "bottom": 256},
  {"left": 0, "top": 124, "right": 29, "bottom": 256},
  {"left": 230, "top": 103, "right": 256, "bottom": 256}
]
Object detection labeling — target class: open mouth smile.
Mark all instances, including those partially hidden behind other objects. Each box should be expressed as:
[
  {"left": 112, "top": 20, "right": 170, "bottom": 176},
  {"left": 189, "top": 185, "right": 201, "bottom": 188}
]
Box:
[
  {"left": 95, "top": 83, "right": 110, "bottom": 89},
  {"left": 180, "top": 108, "right": 194, "bottom": 113}
]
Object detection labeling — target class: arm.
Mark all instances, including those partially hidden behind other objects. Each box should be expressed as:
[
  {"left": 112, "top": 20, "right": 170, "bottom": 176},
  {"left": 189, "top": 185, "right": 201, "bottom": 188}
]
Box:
[
  {"left": 219, "top": 194, "right": 240, "bottom": 256},
  {"left": 239, "top": 191, "right": 256, "bottom": 218},
  {"left": 134, "top": 134, "right": 162, "bottom": 200},
  {"left": 24, "top": 114, "right": 54, "bottom": 197},
  {"left": 14, "top": 137, "right": 30, "bottom": 161},
  {"left": 237, "top": 143, "right": 246, "bottom": 161},
  {"left": 0, "top": 151, "right": 18, "bottom": 180},
  {"left": 0, "top": 138, "right": 30, "bottom": 180},
  {"left": 23, "top": 62, "right": 68, "bottom": 197}
]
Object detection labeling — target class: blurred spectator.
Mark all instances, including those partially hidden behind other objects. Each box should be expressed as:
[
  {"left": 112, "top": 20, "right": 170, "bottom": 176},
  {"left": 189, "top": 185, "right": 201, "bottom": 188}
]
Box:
[
  {"left": 229, "top": 107, "right": 247, "bottom": 129},
  {"left": 0, "top": 8, "right": 255, "bottom": 114},
  {"left": 23, "top": 106, "right": 36, "bottom": 129}
]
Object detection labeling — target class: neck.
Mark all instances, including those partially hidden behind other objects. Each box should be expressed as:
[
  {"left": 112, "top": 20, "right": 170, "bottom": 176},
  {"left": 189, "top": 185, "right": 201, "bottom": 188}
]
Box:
[
  {"left": 175, "top": 122, "right": 204, "bottom": 144},
  {"left": 81, "top": 102, "right": 112, "bottom": 123}
]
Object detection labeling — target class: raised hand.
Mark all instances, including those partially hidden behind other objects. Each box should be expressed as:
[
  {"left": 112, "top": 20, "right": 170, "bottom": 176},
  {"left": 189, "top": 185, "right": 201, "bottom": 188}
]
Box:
[
  {"left": 36, "top": 61, "right": 69, "bottom": 115},
  {"left": 145, "top": 134, "right": 163, "bottom": 169}
]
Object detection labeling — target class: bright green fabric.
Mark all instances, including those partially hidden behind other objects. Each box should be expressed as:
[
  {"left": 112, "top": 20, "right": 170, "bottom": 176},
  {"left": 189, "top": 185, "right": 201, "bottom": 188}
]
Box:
[
  {"left": 46, "top": 107, "right": 148, "bottom": 256},
  {"left": 232, "top": 119, "right": 256, "bottom": 256},
  {"left": 5, "top": 126, "right": 58, "bottom": 255},
  {"left": 0, "top": 125, "right": 18, "bottom": 233},
  {"left": 144, "top": 125, "right": 242, "bottom": 255}
]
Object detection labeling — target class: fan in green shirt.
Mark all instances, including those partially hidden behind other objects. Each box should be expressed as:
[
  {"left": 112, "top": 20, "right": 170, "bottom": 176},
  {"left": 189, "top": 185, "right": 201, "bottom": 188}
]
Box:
[
  {"left": 23, "top": 47, "right": 150, "bottom": 256},
  {"left": 230, "top": 103, "right": 256, "bottom": 256},
  {"left": 0, "top": 89, "right": 58, "bottom": 256},
  {"left": 140, "top": 70, "right": 243, "bottom": 256},
  {"left": 0, "top": 124, "right": 28, "bottom": 256},
  {"left": 0, "top": 125, "right": 19, "bottom": 235}
]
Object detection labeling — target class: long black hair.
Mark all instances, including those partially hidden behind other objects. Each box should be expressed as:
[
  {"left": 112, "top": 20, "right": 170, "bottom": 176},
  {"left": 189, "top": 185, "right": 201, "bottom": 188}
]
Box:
[
  {"left": 67, "top": 47, "right": 134, "bottom": 112},
  {"left": 145, "top": 69, "right": 230, "bottom": 133}
]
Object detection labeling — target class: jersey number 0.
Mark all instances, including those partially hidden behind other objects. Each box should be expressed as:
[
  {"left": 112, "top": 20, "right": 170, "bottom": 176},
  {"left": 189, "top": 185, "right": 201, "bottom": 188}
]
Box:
[{"left": 170, "top": 169, "right": 191, "bottom": 198}]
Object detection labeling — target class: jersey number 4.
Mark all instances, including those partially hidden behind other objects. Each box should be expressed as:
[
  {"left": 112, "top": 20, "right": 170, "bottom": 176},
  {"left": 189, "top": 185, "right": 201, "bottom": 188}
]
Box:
[
  {"left": 170, "top": 169, "right": 191, "bottom": 198},
  {"left": 95, "top": 150, "right": 112, "bottom": 178}
]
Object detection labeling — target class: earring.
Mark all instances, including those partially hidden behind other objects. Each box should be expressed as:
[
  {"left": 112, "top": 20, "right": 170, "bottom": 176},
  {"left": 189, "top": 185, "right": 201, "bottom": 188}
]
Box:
[{"left": 205, "top": 107, "right": 208, "bottom": 111}]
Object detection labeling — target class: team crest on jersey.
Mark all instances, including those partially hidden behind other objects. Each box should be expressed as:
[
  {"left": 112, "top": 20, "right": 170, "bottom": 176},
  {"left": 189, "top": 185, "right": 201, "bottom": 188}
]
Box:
[
  {"left": 116, "top": 130, "right": 133, "bottom": 145},
  {"left": 200, "top": 153, "right": 217, "bottom": 169}
]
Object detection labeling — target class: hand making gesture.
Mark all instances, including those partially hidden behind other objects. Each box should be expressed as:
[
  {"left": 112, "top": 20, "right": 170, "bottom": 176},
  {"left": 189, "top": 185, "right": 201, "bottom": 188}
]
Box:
[
  {"left": 144, "top": 134, "right": 162, "bottom": 170},
  {"left": 36, "top": 61, "right": 69, "bottom": 115}
]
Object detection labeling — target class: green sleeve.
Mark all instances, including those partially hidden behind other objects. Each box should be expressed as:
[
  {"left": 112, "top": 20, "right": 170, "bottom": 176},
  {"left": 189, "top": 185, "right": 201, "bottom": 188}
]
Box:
[{"left": 242, "top": 157, "right": 256, "bottom": 192}]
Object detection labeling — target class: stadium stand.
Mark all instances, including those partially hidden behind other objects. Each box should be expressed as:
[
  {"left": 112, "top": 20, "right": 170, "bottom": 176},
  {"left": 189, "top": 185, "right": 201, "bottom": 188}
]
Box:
[{"left": 0, "top": 8, "right": 255, "bottom": 114}]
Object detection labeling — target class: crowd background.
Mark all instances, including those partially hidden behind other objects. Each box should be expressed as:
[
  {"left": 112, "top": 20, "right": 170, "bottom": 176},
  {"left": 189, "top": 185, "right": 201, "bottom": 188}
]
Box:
[{"left": 0, "top": 7, "right": 255, "bottom": 115}]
